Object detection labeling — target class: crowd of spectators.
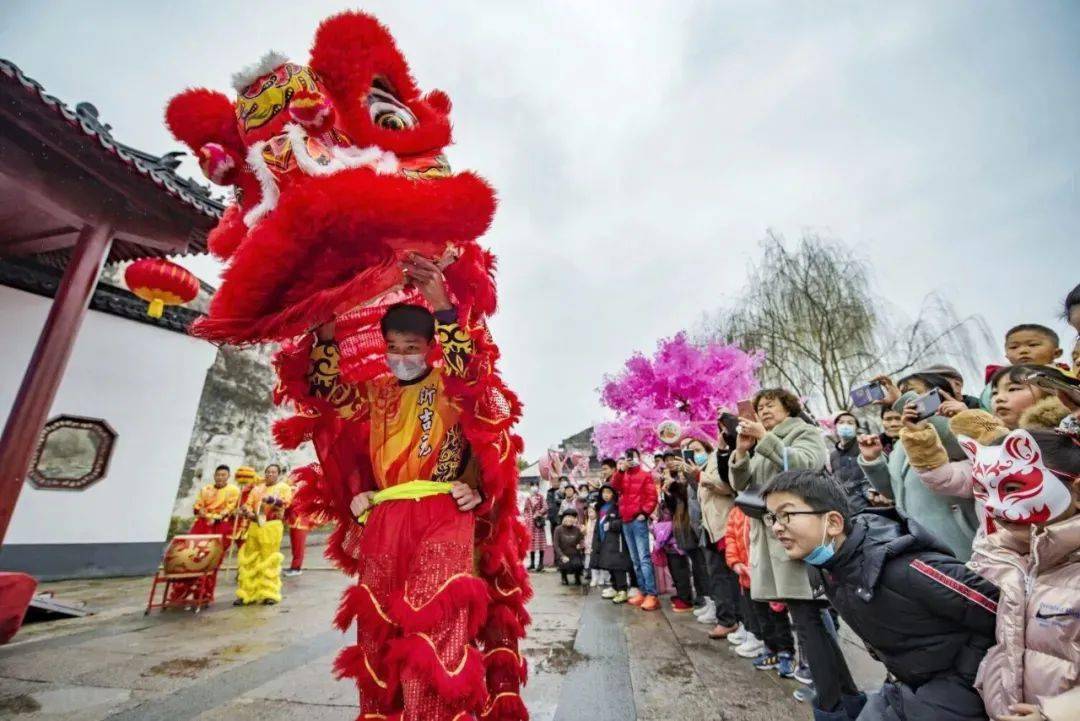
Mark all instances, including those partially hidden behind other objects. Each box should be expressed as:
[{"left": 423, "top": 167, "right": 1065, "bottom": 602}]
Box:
[{"left": 523, "top": 282, "right": 1080, "bottom": 721}]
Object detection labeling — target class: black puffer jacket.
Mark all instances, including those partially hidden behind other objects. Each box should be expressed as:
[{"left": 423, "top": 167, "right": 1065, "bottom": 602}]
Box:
[
  {"left": 591, "top": 489, "right": 632, "bottom": 571},
  {"left": 811, "top": 512, "right": 998, "bottom": 689},
  {"left": 545, "top": 487, "right": 562, "bottom": 525},
  {"left": 829, "top": 440, "right": 870, "bottom": 514}
]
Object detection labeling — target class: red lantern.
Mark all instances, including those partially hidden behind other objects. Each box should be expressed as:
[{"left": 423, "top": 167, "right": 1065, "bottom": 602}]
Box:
[{"left": 124, "top": 259, "right": 200, "bottom": 318}]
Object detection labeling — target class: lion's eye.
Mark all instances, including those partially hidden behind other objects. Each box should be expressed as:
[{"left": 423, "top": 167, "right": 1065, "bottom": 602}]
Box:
[
  {"left": 367, "top": 87, "right": 416, "bottom": 131},
  {"left": 374, "top": 110, "right": 409, "bottom": 131}
]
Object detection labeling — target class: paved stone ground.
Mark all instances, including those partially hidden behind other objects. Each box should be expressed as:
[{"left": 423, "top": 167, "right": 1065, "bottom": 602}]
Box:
[{"left": 0, "top": 568, "right": 885, "bottom": 720}]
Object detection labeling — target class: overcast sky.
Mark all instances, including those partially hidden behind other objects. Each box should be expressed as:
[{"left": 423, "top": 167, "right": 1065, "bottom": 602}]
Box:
[{"left": 4, "top": 1, "right": 1079, "bottom": 457}]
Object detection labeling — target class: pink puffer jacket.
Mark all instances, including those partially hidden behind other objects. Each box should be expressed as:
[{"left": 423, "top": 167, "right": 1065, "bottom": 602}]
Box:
[{"left": 968, "top": 514, "right": 1080, "bottom": 721}]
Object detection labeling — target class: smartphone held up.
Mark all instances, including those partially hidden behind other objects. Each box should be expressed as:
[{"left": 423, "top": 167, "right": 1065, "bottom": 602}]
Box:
[
  {"left": 911, "top": 388, "right": 943, "bottom": 421},
  {"left": 736, "top": 399, "right": 757, "bottom": 421},
  {"left": 850, "top": 381, "right": 886, "bottom": 408}
]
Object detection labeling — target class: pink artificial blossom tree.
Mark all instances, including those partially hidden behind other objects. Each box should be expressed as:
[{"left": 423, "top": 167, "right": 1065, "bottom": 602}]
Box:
[{"left": 593, "top": 333, "right": 763, "bottom": 457}]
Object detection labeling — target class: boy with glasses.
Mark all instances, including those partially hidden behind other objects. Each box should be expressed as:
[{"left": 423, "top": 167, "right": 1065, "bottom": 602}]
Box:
[{"left": 763, "top": 470, "right": 998, "bottom": 721}]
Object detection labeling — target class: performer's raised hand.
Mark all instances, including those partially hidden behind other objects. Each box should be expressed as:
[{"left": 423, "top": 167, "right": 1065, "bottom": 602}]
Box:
[
  {"left": 402, "top": 253, "right": 452, "bottom": 312},
  {"left": 349, "top": 491, "right": 375, "bottom": 520},
  {"left": 450, "top": 481, "right": 482, "bottom": 512}
]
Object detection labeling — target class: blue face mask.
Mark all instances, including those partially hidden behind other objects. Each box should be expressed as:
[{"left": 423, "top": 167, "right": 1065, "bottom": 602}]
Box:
[
  {"left": 804, "top": 522, "right": 837, "bottom": 567},
  {"left": 693, "top": 452, "right": 708, "bottom": 466},
  {"left": 836, "top": 425, "right": 857, "bottom": 441}
]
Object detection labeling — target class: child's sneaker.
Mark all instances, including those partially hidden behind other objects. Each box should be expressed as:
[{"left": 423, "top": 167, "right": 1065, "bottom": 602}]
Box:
[
  {"left": 727, "top": 625, "right": 747, "bottom": 645},
  {"left": 696, "top": 607, "right": 718, "bottom": 624},
  {"left": 776, "top": 651, "right": 795, "bottom": 678},
  {"left": 752, "top": 651, "right": 779, "bottom": 670},
  {"left": 671, "top": 598, "right": 694, "bottom": 613},
  {"left": 735, "top": 634, "right": 765, "bottom": 658},
  {"left": 640, "top": 595, "right": 660, "bottom": 611},
  {"left": 612, "top": 590, "right": 628, "bottom": 604},
  {"left": 627, "top": 593, "right": 646, "bottom": 607},
  {"left": 601, "top": 587, "right": 617, "bottom": 599},
  {"left": 794, "top": 663, "right": 813, "bottom": 685}
]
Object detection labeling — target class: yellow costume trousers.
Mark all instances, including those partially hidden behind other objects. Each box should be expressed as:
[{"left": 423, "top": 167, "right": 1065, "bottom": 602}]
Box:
[{"left": 235, "top": 519, "right": 284, "bottom": 604}]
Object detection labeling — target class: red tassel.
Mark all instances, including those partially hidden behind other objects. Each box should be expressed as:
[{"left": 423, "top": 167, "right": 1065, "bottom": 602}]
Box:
[
  {"left": 385, "top": 634, "right": 487, "bottom": 711},
  {"left": 484, "top": 647, "right": 527, "bottom": 687},
  {"left": 333, "top": 644, "right": 393, "bottom": 708},
  {"left": 480, "top": 692, "right": 528, "bottom": 721},
  {"left": 480, "top": 603, "right": 525, "bottom": 646},
  {"left": 389, "top": 574, "right": 488, "bottom": 637},
  {"left": 206, "top": 204, "right": 249, "bottom": 259},
  {"left": 272, "top": 414, "right": 319, "bottom": 449}
]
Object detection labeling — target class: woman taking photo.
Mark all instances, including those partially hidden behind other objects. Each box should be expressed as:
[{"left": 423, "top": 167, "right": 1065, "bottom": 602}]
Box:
[
  {"left": 730, "top": 388, "right": 861, "bottom": 721},
  {"left": 857, "top": 372, "right": 980, "bottom": 560}
]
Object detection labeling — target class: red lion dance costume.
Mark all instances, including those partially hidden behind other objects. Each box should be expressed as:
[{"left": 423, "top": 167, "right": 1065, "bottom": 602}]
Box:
[{"left": 165, "top": 11, "right": 530, "bottom": 720}]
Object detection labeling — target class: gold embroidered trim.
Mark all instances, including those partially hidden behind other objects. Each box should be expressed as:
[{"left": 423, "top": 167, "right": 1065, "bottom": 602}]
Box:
[
  {"left": 308, "top": 340, "right": 364, "bottom": 419},
  {"left": 363, "top": 653, "right": 388, "bottom": 689},
  {"left": 482, "top": 692, "right": 522, "bottom": 717},
  {"left": 356, "top": 584, "right": 397, "bottom": 626},
  {"left": 414, "top": 632, "right": 469, "bottom": 675},
  {"left": 493, "top": 576, "right": 521, "bottom": 598},
  {"left": 484, "top": 647, "right": 523, "bottom": 665},
  {"left": 435, "top": 322, "right": 473, "bottom": 377},
  {"left": 402, "top": 572, "right": 476, "bottom": 611}
]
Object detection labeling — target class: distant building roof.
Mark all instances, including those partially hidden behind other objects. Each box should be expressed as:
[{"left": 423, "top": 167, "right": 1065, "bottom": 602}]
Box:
[
  {"left": 0, "top": 58, "right": 224, "bottom": 221},
  {"left": 0, "top": 58, "right": 225, "bottom": 269},
  {"left": 519, "top": 461, "right": 541, "bottom": 480}
]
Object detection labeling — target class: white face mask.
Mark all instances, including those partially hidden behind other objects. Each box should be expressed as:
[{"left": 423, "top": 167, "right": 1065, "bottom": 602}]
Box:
[{"left": 386, "top": 353, "right": 429, "bottom": 381}]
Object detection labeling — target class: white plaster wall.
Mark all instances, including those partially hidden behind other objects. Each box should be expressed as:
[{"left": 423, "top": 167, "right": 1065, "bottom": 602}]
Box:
[{"left": 0, "top": 284, "right": 215, "bottom": 545}]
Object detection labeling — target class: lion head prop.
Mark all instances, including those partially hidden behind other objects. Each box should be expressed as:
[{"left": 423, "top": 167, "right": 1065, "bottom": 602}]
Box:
[{"left": 166, "top": 11, "right": 497, "bottom": 345}]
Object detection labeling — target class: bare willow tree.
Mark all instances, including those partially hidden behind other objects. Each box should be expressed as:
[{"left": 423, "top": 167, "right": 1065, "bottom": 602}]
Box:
[{"left": 698, "top": 231, "right": 993, "bottom": 414}]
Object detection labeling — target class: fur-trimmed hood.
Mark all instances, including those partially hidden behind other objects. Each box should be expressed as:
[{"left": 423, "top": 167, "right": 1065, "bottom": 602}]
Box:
[{"left": 1018, "top": 395, "right": 1071, "bottom": 430}]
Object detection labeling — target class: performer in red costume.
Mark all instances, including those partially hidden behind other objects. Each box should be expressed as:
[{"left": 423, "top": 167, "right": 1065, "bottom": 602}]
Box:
[{"left": 166, "top": 10, "right": 530, "bottom": 721}]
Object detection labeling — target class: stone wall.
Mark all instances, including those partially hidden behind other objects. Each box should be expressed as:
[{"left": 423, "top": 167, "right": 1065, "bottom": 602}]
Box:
[{"left": 170, "top": 343, "right": 316, "bottom": 522}]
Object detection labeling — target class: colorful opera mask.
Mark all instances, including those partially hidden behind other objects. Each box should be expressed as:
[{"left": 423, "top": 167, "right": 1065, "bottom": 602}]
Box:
[{"left": 960, "top": 429, "right": 1073, "bottom": 525}]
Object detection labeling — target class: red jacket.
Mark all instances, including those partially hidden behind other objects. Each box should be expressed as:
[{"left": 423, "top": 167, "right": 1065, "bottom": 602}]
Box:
[
  {"left": 611, "top": 467, "right": 658, "bottom": 523},
  {"left": 724, "top": 507, "right": 751, "bottom": 590}
]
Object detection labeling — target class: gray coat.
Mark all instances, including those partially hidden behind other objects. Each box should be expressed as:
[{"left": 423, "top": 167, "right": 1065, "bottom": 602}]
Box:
[
  {"left": 730, "top": 416, "right": 829, "bottom": 601},
  {"left": 857, "top": 394, "right": 978, "bottom": 561}
]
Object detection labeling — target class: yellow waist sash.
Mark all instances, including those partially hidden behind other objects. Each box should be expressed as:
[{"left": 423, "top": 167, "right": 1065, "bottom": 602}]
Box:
[{"left": 357, "top": 480, "right": 454, "bottom": 525}]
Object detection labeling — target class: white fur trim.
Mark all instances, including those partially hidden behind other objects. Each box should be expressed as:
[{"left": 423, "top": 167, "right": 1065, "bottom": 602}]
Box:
[
  {"left": 284, "top": 123, "right": 400, "bottom": 177},
  {"left": 372, "top": 150, "right": 399, "bottom": 175},
  {"left": 334, "top": 144, "right": 399, "bottom": 174},
  {"left": 242, "top": 141, "right": 279, "bottom": 227},
  {"left": 231, "top": 50, "right": 290, "bottom": 93}
]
